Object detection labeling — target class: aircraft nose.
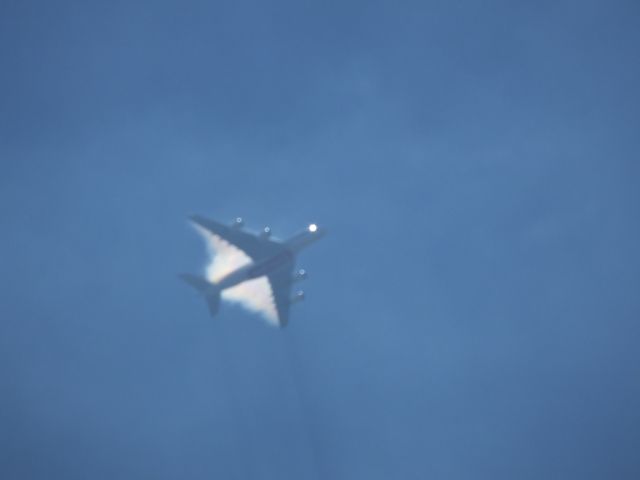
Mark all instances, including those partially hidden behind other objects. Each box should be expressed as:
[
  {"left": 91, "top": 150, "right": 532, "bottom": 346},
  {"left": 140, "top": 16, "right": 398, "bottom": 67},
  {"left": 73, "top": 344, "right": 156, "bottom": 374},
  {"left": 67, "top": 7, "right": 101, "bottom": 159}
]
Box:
[{"left": 308, "top": 223, "right": 327, "bottom": 236}]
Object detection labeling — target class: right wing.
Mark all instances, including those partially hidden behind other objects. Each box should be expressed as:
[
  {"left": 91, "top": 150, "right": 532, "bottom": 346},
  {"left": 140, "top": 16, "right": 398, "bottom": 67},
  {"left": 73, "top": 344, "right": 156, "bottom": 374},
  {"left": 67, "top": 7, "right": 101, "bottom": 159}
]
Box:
[
  {"left": 266, "top": 262, "right": 296, "bottom": 327},
  {"left": 189, "top": 215, "right": 285, "bottom": 261}
]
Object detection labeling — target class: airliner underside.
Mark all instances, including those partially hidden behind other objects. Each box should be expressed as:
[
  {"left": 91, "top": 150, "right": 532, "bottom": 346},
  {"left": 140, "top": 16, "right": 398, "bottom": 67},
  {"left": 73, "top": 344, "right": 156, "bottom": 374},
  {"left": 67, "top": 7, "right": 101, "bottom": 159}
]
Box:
[{"left": 181, "top": 215, "right": 325, "bottom": 327}]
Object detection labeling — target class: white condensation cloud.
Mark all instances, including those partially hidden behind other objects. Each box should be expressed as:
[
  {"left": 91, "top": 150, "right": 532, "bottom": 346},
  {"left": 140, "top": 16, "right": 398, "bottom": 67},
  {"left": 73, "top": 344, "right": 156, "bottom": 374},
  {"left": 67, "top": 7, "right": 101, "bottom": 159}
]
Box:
[{"left": 193, "top": 224, "right": 279, "bottom": 326}]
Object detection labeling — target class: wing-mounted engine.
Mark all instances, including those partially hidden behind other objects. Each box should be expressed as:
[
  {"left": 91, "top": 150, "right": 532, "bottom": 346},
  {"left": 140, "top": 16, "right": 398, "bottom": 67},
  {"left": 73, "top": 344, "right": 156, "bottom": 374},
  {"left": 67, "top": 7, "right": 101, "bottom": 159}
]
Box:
[
  {"left": 259, "top": 227, "right": 271, "bottom": 239},
  {"left": 231, "top": 217, "right": 244, "bottom": 229},
  {"left": 290, "top": 290, "right": 305, "bottom": 304},
  {"left": 292, "top": 268, "right": 307, "bottom": 282}
]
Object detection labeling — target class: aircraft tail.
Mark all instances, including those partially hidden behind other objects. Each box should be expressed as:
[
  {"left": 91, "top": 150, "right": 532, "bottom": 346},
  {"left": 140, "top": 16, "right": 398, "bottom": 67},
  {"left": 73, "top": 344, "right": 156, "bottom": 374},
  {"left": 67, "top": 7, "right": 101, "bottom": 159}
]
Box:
[{"left": 179, "top": 274, "right": 221, "bottom": 316}]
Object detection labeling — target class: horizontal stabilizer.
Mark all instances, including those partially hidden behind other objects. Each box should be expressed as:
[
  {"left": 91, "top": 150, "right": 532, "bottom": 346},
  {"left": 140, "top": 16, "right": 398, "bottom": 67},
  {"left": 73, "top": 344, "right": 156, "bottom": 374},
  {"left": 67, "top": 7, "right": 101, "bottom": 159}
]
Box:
[
  {"left": 179, "top": 274, "right": 221, "bottom": 317},
  {"left": 179, "top": 273, "right": 211, "bottom": 293}
]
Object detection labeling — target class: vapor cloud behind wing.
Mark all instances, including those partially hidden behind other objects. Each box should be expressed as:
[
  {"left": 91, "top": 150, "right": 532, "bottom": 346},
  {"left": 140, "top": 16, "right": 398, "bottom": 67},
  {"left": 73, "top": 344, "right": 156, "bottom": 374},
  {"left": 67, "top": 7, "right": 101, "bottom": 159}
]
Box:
[{"left": 193, "top": 223, "right": 279, "bottom": 326}]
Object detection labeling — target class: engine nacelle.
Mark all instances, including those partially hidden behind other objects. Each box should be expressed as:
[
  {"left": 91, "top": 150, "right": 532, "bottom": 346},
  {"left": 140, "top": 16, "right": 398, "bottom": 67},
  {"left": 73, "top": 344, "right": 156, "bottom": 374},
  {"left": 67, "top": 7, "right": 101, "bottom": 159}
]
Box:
[
  {"left": 290, "top": 290, "right": 305, "bottom": 304},
  {"left": 259, "top": 227, "right": 271, "bottom": 239},
  {"left": 231, "top": 217, "right": 244, "bottom": 229},
  {"left": 293, "top": 268, "right": 308, "bottom": 282}
]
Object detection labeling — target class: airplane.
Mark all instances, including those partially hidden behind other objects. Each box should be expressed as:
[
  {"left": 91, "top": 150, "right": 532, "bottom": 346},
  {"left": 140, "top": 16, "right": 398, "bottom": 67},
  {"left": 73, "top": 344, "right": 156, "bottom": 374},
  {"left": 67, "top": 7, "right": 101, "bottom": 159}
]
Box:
[{"left": 180, "top": 215, "right": 326, "bottom": 327}]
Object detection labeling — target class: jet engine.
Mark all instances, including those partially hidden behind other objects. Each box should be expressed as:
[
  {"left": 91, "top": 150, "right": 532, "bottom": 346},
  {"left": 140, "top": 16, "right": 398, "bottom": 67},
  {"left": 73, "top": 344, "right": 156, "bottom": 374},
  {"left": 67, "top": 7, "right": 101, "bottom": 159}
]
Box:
[
  {"left": 259, "top": 227, "right": 271, "bottom": 239},
  {"left": 290, "top": 290, "right": 305, "bottom": 304},
  {"left": 293, "top": 268, "right": 307, "bottom": 282},
  {"left": 231, "top": 217, "right": 244, "bottom": 229}
]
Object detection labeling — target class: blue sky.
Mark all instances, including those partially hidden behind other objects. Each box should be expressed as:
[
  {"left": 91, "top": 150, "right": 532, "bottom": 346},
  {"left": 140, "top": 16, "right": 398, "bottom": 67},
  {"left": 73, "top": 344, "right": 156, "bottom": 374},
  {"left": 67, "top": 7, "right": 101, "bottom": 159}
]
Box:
[{"left": 1, "top": 1, "right": 639, "bottom": 479}]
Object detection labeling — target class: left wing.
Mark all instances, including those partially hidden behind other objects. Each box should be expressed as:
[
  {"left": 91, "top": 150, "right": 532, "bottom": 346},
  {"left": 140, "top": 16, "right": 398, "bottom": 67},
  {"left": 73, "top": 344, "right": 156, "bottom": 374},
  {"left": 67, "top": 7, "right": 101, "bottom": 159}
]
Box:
[
  {"left": 267, "top": 262, "right": 295, "bottom": 327},
  {"left": 189, "top": 215, "right": 284, "bottom": 261}
]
